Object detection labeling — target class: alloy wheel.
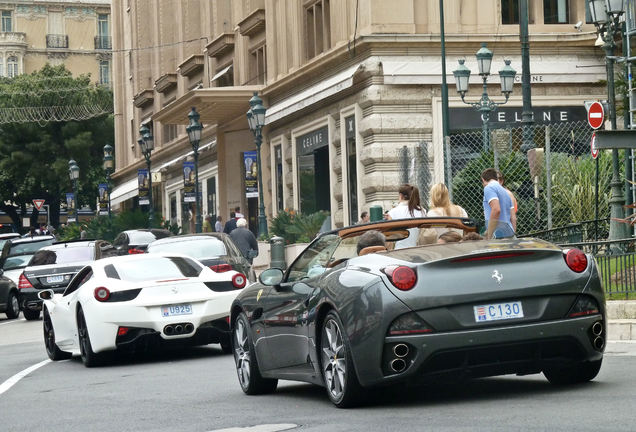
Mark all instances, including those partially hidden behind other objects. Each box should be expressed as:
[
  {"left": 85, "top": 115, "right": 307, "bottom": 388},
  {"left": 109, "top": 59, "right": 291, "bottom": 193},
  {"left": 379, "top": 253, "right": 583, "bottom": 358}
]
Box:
[
  {"left": 43, "top": 312, "right": 56, "bottom": 355},
  {"left": 234, "top": 318, "right": 251, "bottom": 389},
  {"left": 321, "top": 318, "right": 347, "bottom": 400},
  {"left": 7, "top": 293, "right": 19, "bottom": 318}
]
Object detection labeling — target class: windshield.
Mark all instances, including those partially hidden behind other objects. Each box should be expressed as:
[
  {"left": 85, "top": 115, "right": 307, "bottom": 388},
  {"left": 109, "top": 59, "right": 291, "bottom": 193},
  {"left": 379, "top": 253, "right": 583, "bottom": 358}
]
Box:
[
  {"left": 28, "top": 246, "right": 94, "bottom": 266},
  {"left": 107, "top": 256, "right": 203, "bottom": 282},
  {"left": 148, "top": 238, "right": 227, "bottom": 259},
  {"left": 8, "top": 239, "right": 55, "bottom": 256},
  {"left": 3, "top": 255, "right": 32, "bottom": 270}
]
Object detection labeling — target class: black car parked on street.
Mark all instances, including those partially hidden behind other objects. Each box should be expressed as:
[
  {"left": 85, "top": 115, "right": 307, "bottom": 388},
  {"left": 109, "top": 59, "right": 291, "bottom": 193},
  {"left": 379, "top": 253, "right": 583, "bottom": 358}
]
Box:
[{"left": 0, "top": 271, "right": 19, "bottom": 319}]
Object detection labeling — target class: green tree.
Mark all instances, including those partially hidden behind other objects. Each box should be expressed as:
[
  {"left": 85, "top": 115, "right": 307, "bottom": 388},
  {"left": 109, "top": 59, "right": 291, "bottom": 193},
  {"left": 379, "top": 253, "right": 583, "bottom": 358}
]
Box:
[{"left": 0, "top": 64, "right": 113, "bottom": 229}]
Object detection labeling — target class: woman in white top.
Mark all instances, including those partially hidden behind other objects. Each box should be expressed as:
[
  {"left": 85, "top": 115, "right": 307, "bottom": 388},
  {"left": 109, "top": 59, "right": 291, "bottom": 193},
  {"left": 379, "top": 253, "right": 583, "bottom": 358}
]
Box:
[
  {"left": 386, "top": 184, "right": 426, "bottom": 248},
  {"left": 427, "top": 183, "right": 468, "bottom": 239}
]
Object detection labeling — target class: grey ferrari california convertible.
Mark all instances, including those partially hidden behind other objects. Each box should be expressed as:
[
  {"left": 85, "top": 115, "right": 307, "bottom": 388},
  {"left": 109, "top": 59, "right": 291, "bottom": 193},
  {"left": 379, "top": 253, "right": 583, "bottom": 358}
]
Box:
[{"left": 230, "top": 218, "right": 605, "bottom": 407}]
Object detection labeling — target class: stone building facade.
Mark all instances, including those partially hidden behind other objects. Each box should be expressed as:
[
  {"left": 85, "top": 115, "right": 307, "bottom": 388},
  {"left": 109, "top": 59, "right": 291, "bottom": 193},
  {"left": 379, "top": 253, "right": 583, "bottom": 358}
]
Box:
[
  {"left": 0, "top": 0, "right": 111, "bottom": 84},
  {"left": 110, "top": 0, "right": 605, "bottom": 231}
]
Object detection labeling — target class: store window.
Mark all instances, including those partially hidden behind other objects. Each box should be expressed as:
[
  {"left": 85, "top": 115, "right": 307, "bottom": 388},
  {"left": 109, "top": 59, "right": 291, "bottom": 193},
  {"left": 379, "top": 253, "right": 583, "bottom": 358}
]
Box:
[
  {"left": 274, "top": 145, "right": 283, "bottom": 212},
  {"left": 2, "top": 11, "right": 12, "bottom": 32},
  {"left": 305, "top": 0, "right": 331, "bottom": 60},
  {"left": 501, "top": 0, "right": 519, "bottom": 24},
  {"left": 345, "top": 116, "right": 358, "bottom": 224},
  {"left": 297, "top": 126, "right": 330, "bottom": 215},
  {"left": 207, "top": 177, "right": 217, "bottom": 221},
  {"left": 544, "top": 0, "right": 569, "bottom": 24}
]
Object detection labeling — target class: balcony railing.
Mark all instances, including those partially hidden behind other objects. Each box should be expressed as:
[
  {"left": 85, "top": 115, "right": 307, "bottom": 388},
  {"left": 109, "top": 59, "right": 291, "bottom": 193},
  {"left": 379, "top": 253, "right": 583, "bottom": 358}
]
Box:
[
  {"left": 46, "top": 34, "right": 68, "bottom": 49},
  {"left": 94, "top": 35, "right": 111, "bottom": 50}
]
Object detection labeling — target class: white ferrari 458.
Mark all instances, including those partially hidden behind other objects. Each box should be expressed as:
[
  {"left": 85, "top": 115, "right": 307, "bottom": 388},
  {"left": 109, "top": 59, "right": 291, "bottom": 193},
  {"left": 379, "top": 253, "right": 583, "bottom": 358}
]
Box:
[{"left": 38, "top": 253, "right": 247, "bottom": 367}]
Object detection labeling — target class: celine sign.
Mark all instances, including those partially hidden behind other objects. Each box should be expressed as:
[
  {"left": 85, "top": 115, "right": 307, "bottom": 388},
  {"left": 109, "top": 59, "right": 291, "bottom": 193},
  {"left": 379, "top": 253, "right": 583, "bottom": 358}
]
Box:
[{"left": 450, "top": 106, "right": 587, "bottom": 130}]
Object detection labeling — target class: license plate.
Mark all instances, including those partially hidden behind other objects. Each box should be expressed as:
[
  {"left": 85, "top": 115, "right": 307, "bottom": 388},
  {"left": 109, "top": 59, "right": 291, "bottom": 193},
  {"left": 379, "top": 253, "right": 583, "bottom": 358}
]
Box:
[
  {"left": 474, "top": 301, "right": 524, "bottom": 322},
  {"left": 161, "top": 304, "right": 192, "bottom": 317},
  {"left": 46, "top": 275, "right": 64, "bottom": 284}
]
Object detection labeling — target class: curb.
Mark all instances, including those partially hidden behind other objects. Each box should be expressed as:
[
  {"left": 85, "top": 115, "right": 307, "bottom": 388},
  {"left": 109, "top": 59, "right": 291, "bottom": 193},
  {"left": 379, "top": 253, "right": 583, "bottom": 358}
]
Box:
[{"left": 607, "top": 319, "right": 636, "bottom": 341}]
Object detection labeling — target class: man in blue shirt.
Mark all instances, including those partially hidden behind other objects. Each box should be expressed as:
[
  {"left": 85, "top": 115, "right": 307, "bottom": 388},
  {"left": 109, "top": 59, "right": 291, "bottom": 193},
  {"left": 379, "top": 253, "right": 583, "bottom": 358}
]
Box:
[{"left": 481, "top": 168, "right": 514, "bottom": 239}]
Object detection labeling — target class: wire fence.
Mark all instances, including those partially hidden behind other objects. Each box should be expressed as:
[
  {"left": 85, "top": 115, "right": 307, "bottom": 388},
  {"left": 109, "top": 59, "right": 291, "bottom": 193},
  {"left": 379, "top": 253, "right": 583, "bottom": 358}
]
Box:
[{"left": 445, "top": 120, "right": 613, "bottom": 237}]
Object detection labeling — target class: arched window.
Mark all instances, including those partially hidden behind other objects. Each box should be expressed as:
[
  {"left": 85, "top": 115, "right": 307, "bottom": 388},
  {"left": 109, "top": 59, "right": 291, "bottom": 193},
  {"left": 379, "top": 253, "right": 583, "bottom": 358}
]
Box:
[{"left": 7, "top": 56, "right": 18, "bottom": 78}]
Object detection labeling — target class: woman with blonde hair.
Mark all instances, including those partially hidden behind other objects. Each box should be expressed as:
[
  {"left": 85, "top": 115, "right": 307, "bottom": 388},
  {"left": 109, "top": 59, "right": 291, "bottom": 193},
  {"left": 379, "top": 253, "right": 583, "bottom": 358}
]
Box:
[{"left": 428, "top": 183, "right": 468, "bottom": 218}]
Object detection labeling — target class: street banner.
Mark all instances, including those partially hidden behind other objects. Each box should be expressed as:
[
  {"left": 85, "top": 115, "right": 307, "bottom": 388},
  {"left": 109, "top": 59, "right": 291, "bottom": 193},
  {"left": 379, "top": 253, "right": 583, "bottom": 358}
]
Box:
[
  {"left": 183, "top": 161, "right": 196, "bottom": 203},
  {"left": 98, "top": 183, "right": 109, "bottom": 215},
  {"left": 138, "top": 169, "right": 150, "bottom": 206},
  {"left": 244, "top": 151, "right": 258, "bottom": 198},
  {"left": 66, "top": 192, "right": 76, "bottom": 223}
]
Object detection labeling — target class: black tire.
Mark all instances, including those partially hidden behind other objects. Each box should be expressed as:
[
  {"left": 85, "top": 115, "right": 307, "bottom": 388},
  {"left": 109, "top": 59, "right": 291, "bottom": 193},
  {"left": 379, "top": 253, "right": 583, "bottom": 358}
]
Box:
[
  {"left": 23, "top": 308, "right": 40, "bottom": 321},
  {"left": 233, "top": 312, "right": 278, "bottom": 394},
  {"left": 43, "top": 308, "right": 72, "bottom": 361},
  {"left": 220, "top": 337, "right": 232, "bottom": 354},
  {"left": 4, "top": 291, "right": 20, "bottom": 319},
  {"left": 544, "top": 359, "right": 603, "bottom": 385},
  {"left": 320, "top": 311, "right": 364, "bottom": 408},
  {"left": 77, "top": 307, "right": 106, "bottom": 367}
]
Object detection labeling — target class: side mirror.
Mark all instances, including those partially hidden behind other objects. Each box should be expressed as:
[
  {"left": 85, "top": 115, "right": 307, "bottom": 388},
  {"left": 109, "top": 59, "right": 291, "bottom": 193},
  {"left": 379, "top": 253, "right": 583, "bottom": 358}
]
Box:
[
  {"left": 247, "top": 249, "right": 259, "bottom": 259},
  {"left": 259, "top": 268, "right": 284, "bottom": 286},
  {"left": 38, "top": 289, "right": 55, "bottom": 301}
]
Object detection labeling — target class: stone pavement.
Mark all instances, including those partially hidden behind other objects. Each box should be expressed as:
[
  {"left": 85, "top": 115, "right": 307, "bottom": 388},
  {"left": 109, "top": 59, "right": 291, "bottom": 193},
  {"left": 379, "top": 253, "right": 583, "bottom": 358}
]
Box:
[{"left": 607, "top": 301, "right": 636, "bottom": 341}]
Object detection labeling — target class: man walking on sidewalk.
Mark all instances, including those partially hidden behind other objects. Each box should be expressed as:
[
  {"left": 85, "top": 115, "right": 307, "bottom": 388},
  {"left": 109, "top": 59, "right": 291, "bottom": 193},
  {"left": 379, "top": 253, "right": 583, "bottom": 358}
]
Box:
[{"left": 481, "top": 168, "right": 514, "bottom": 239}]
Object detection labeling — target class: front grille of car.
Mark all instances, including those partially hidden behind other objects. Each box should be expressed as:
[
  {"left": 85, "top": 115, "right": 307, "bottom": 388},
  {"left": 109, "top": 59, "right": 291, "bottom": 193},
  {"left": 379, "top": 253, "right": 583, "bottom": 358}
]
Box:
[{"left": 417, "top": 338, "right": 586, "bottom": 380}]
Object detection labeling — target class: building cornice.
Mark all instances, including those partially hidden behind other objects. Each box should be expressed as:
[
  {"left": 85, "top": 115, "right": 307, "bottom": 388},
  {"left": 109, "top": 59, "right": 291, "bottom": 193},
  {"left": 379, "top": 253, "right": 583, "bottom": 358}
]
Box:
[
  {"left": 155, "top": 73, "right": 177, "bottom": 93},
  {"left": 237, "top": 9, "right": 265, "bottom": 37},
  {"left": 133, "top": 89, "right": 154, "bottom": 108},
  {"left": 178, "top": 54, "right": 204, "bottom": 77},
  {"left": 206, "top": 33, "right": 235, "bottom": 58}
]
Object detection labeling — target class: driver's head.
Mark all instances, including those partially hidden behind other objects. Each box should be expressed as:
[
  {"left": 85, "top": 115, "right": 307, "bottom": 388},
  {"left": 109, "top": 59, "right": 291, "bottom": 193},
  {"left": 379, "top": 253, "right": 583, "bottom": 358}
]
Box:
[{"left": 357, "top": 230, "right": 386, "bottom": 255}]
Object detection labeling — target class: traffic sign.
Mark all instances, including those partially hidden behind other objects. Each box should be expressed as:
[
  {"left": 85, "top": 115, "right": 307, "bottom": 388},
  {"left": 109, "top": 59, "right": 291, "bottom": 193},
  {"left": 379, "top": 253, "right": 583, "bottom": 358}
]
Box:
[
  {"left": 587, "top": 101, "right": 604, "bottom": 129},
  {"left": 591, "top": 132, "right": 599, "bottom": 159},
  {"left": 32, "top": 199, "right": 45, "bottom": 211}
]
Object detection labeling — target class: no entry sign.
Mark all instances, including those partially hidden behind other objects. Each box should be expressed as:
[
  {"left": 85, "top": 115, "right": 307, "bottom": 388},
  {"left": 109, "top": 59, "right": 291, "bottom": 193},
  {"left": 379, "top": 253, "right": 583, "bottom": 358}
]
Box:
[
  {"left": 591, "top": 132, "right": 599, "bottom": 159},
  {"left": 587, "top": 101, "right": 604, "bottom": 129}
]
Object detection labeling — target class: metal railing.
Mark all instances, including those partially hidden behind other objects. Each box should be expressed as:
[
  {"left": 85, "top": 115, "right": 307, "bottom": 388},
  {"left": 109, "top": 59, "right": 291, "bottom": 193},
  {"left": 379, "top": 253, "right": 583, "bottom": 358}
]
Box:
[
  {"left": 46, "top": 34, "right": 68, "bottom": 49},
  {"left": 94, "top": 35, "right": 111, "bottom": 50},
  {"left": 522, "top": 218, "right": 610, "bottom": 244}
]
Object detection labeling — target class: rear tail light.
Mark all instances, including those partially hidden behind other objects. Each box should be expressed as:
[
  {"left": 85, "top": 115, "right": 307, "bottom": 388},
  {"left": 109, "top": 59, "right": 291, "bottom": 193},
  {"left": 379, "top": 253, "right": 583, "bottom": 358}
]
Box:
[
  {"left": 564, "top": 248, "right": 588, "bottom": 273},
  {"left": 117, "top": 327, "right": 130, "bottom": 336},
  {"left": 388, "top": 312, "right": 434, "bottom": 336},
  {"left": 128, "top": 248, "right": 145, "bottom": 255},
  {"left": 18, "top": 273, "right": 33, "bottom": 289},
  {"left": 232, "top": 273, "right": 247, "bottom": 289},
  {"left": 210, "top": 263, "right": 232, "bottom": 273},
  {"left": 94, "top": 287, "right": 111, "bottom": 302},
  {"left": 383, "top": 265, "right": 417, "bottom": 291},
  {"left": 567, "top": 295, "right": 600, "bottom": 318}
]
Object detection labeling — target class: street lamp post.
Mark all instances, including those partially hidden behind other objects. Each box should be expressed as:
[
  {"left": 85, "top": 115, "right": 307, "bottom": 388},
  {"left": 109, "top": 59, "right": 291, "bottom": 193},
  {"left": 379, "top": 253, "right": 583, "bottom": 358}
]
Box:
[
  {"left": 103, "top": 143, "right": 114, "bottom": 217},
  {"left": 453, "top": 43, "right": 516, "bottom": 160},
  {"left": 68, "top": 159, "right": 79, "bottom": 223},
  {"left": 589, "top": 0, "right": 627, "bottom": 242},
  {"left": 246, "top": 92, "right": 268, "bottom": 238},
  {"left": 186, "top": 107, "right": 203, "bottom": 234},
  {"left": 139, "top": 125, "right": 154, "bottom": 228}
]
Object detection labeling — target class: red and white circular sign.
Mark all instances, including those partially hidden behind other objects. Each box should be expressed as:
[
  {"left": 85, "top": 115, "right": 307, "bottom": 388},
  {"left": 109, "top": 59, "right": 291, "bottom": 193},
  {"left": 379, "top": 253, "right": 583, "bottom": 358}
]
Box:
[
  {"left": 591, "top": 132, "right": 599, "bottom": 159},
  {"left": 587, "top": 101, "right": 604, "bottom": 130}
]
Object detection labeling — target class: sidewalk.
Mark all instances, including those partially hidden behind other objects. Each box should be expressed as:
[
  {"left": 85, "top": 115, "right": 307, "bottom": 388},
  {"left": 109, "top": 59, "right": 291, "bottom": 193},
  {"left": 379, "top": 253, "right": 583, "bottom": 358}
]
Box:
[{"left": 607, "top": 301, "right": 636, "bottom": 341}]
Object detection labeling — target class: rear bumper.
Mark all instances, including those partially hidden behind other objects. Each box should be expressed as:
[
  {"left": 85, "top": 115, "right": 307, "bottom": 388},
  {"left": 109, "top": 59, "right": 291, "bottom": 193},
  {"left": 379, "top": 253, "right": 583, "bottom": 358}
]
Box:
[{"left": 358, "top": 314, "right": 604, "bottom": 387}]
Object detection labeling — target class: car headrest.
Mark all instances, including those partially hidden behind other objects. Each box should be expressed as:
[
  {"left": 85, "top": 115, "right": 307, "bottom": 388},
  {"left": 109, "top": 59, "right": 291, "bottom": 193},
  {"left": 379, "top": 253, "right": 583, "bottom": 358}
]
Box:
[{"left": 358, "top": 245, "right": 387, "bottom": 256}]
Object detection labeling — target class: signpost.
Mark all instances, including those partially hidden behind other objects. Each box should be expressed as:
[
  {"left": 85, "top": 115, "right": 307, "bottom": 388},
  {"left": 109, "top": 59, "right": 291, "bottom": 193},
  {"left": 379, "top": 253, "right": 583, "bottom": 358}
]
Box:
[
  {"left": 591, "top": 133, "right": 599, "bottom": 242},
  {"left": 587, "top": 101, "right": 604, "bottom": 130}
]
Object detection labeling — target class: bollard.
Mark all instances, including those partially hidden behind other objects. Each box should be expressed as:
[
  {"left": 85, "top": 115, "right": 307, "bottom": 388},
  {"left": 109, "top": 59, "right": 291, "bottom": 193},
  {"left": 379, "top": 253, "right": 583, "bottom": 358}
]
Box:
[
  {"left": 369, "top": 205, "right": 384, "bottom": 222},
  {"left": 269, "top": 236, "right": 286, "bottom": 270}
]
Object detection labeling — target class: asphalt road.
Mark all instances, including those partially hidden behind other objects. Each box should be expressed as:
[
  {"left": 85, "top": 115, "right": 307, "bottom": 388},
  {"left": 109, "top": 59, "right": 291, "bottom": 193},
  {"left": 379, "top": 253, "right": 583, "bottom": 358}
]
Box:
[{"left": 1, "top": 316, "right": 636, "bottom": 432}]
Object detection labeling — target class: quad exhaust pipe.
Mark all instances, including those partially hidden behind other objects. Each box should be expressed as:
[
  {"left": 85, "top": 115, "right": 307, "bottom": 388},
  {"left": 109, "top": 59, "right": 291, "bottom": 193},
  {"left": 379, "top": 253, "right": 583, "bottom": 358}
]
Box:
[
  {"left": 593, "top": 336, "right": 604, "bottom": 351},
  {"left": 592, "top": 321, "right": 603, "bottom": 337},
  {"left": 163, "top": 323, "right": 194, "bottom": 336},
  {"left": 393, "top": 343, "right": 409, "bottom": 358}
]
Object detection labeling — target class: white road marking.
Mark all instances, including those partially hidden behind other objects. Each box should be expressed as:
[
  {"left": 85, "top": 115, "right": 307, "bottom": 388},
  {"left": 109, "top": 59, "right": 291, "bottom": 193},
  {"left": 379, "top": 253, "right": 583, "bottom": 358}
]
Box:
[
  {"left": 0, "top": 359, "right": 51, "bottom": 396},
  {"left": 0, "top": 318, "right": 26, "bottom": 326},
  {"left": 209, "top": 424, "right": 298, "bottom": 432}
]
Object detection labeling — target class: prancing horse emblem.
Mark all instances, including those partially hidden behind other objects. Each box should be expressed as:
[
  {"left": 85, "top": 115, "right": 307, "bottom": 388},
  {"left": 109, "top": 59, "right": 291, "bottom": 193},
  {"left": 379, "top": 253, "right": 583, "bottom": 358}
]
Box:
[{"left": 491, "top": 270, "right": 503, "bottom": 285}]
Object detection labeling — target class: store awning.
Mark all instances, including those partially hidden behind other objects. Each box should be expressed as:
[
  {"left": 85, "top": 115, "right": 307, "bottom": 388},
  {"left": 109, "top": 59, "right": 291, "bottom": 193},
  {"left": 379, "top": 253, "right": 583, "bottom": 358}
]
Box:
[
  {"left": 110, "top": 178, "right": 138, "bottom": 206},
  {"left": 152, "top": 86, "right": 263, "bottom": 126},
  {"left": 265, "top": 63, "right": 363, "bottom": 124},
  {"left": 211, "top": 65, "right": 233, "bottom": 83}
]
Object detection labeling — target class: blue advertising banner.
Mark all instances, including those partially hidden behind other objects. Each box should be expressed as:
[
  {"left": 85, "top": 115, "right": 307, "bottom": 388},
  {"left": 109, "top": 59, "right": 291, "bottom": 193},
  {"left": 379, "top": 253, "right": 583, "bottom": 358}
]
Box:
[
  {"left": 138, "top": 169, "right": 150, "bottom": 205},
  {"left": 66, "top": 192, "right": 76, "bottom": 222},
  {"left": 98, "top": 183, "right": 109, "bottom": 215},
  {"left": 183, "top": 161, "right": 196, "bottom": 203},
  {"left": 244, "top": 151, "right": 258, "bottom": 198}
]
